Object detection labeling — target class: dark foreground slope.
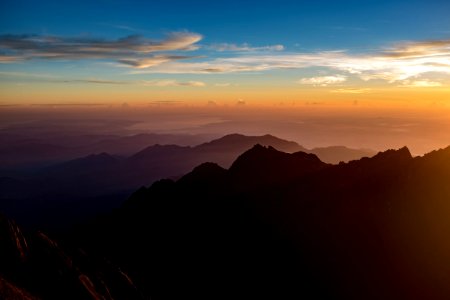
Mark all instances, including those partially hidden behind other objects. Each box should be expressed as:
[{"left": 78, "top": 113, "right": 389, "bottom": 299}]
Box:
[
  {"left": 0, "top": 214, "right": 143, "bottom": 300},
  {"left": 2, "top": 145, "right": 450, "bottom": 299}
]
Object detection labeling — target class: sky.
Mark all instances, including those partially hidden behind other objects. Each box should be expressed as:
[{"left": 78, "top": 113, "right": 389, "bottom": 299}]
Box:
[
  {"left": 0, "top": 0, "right": 449, "bottom": 153},
  {"left": 0, "top": 0, "right": 449, "bottom": 106}
]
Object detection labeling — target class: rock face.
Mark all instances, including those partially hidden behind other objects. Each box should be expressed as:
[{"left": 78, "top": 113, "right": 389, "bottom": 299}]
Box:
[
  {"left": 2, "top": 145, "right": 450, "bottom": 299},
  {"left": 0, "top": 214, "right": 143, "bottom": 300}
]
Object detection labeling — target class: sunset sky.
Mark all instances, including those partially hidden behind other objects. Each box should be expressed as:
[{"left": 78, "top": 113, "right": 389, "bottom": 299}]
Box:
[
  {"left": 1, "top": 0, "right": 449, "bottom": 106},
  {"left": 1, "top": 0, "right": 450, "bottom": 154}
]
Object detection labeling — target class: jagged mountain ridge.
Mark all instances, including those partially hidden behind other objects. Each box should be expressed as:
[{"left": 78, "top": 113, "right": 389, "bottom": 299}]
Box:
[{"left": 65, "top": 144, "right": 450, "bottom": 300}]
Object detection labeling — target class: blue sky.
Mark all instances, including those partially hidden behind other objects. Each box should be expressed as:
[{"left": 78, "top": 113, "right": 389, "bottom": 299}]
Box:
[
  {"left": 2, "top": 0, "right": 449, "bottom": 49},
  {"left": 0, "top": 0, "right": 450, "bottom": 48}
]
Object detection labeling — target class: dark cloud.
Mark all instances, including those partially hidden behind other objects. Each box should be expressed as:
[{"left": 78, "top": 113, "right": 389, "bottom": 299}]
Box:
[{"left": 0, "top": 32, "right": 202, "bottom": 68}]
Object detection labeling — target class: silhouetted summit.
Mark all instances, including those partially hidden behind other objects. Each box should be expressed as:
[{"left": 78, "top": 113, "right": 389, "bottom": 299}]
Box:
[
  {"left": 371, "top": 146, "right": 412, "bottom": 161},
  {"left": 197, "top": 133, "right": 306, "bottom": 153},
  {"left": 229, "top": 144, "right": 327, "bottom": 189},
  {"left": 178, "top": 162, "right": 227, "bottom": 186},
  {"left": 230, "top": 144, "right": 323, "bottom": 171}
]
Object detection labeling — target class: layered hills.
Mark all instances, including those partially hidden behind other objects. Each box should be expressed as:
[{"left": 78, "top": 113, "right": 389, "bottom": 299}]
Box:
[{"left": 0, "top": 134, "right": 373, "bottom": 230}]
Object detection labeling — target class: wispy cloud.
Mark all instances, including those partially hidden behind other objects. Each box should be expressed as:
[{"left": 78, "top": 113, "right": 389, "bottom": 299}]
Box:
[
  {"left": 0, "top": 32, "right": 202, "bottom": 67},
  {"left": 118, "top": 55, "right": 197, "bottom": 68},
  {"left": 70, "top": 78, "right": 206, "bottom": 87},
  {"left": 1, "top": 32, "right": 449, "bottom": 88},
  {"left": 398, "top": 79, "right": 443, "bottom": 87},
  {"left": 0, "top": 71, "right": 56, "bottom": 78},
  {"left": 0, "top": 55, "right": 23, "bottom": 63},
  {"left": 299, "top": 75, "right": 347, "bottom": 86},
  {"left": 128, "top": 51, "right": 339, "bottom": 74},
  {"left": 209, "top": 43, "right": 284, "bottom": 52},
  {"left": 142, "top": 79, "right": 206, "bottom": 87},
  {"left": 0, "top": 71, "right": 206, "bottom": 87},
  {"left": 98, "top": 23, "right": 146, "bottom": 34},
  {"left": 70, "top": 79, "right": 129, "bottom": 85},
  {"left": 331, "top": 88, "right": 372, "bottom": 94},
  {"left": 381, "top": 39, "right": 450, "bottom": 58},
  {"left": 214, "top": 83, "right": 231, "bottom": 87},
  {"left": 132, "top": 39, "right": 450, "bottom": 86},
  {"left": 29, "top": 103, "right": 107, "bottom": 107}
]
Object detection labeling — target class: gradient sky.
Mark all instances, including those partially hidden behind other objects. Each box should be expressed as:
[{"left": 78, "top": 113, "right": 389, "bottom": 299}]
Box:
[{"left": 1, "top": 0, "right": 449, "bottom": 106}]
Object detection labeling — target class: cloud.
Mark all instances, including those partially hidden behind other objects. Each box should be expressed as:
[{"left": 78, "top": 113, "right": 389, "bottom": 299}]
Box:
[
  {"left": 117, "top": 55, "right": 196, "bottom": 68},
  {"left": 214, "top": 83, "right": 231, "bottom": 87},
  {"left": 0, "top": 55, "right": 23, "bottom": 62},
  {"left": 129, "top": 51, "right": 352, "bottom": 74},
  {"left": 236, "top": 99, "right": 246, "bottom": 105},
  {"left": 133, "top": 39, "right": 450, "bottom": 86},
  {"left": 29, "top": 103, "right": 107, "bottom": 107},
  {"left": 1, "top": 32, "right": 449, "bottom": 87},
  {"left": 142, "top": 80, "right": 206, "bottom": 87},
  {"left": 399, "top": 79, "right": 443, "bottom": 87},
  {"left": 382, "top": 39, "right": 450, "bottom": 58},
  {"left": 210, "top": 43, "right": 284, "bottom": 52},
  {"left": 0, "top": 71, "right": 56, "bottom": 78},
  {"left": 331, "top": 88, "right": 372, "bottom": 94},
  {"left": 73, "top": 79, "right": 129, "bottom": 85},
  {"left": 0, "top": 72, "right": 205, "bottom": 87},
  {"left": 0, "top": 32, "right": 202, "bottom": 67},
  {"left": 148, "top": 100, "right": 184, "bottom": 106},
  {"left": 299, "top": 75, "right": 347, "bottom": 86}
]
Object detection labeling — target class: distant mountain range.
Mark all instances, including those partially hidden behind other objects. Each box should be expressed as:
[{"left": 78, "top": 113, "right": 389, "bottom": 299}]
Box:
[
  {"left": 0, "top": 132, "right": 209, "bottom": 169},
  {"left": 0, "top": 133, "right": 374, "bottom": 229},
  {"left": 1, "top": 143, "right": 449, "bottom": 299}
]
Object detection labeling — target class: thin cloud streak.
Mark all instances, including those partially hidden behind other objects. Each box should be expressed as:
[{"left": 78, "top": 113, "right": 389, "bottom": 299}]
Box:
[
  {"left": 72, "top": 79, "right": 130, "bottom": 85},
  {"left": 0, "top": 72, "right": 206, "bottom": 87},
  {"left": 0, "top": 55, "right": 23, "bottom": 62},
  {"left": 398, "top": 80, "right": 443, "bottom": 87},
  {"left": 0, "top": 71, "right": 56, "bottom": 78},
  {"left": 209, "top": 43, "right": 284, "bottom": 52},
  {"left": 118, "top": 55, "right": 197, "bottom": 68},
  {"left": 142, "top": 80, "right": 206, "bottom": 87},
  {"left": 299, "top": 75, "right": 347, "bottom": 86},
  {"left": 331, "top": 88, "right": 372, "bottom": 94},
  {"left": 381, "top": 39, "right": 450, "bottom": 58},
  {"left": 50, "top": 78, "right": 206, "bottom": 87}
]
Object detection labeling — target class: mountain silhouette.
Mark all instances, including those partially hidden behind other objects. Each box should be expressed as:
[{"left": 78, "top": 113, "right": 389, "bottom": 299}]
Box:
[
  {"left": 0, "top": 134, "right": 374, "bottom": 230},
  {"left": 31, "top": 144, "right": 447, "bottom": 300},
  {"left": 229, "top": 144, "right": 328, "bottom": 190},
  {"left": 0, "top": 132, "right": 208, "bottom": 169}
]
